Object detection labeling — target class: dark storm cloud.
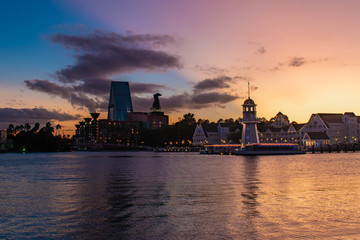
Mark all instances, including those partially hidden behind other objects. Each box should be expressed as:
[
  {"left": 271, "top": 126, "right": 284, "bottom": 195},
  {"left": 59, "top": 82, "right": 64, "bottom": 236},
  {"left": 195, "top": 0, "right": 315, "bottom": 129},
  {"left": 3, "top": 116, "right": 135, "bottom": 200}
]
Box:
[
  {"left": 288, "top": 57, "right": 306, "bottom": 67},
  {"left": 191, "top": 92, "right": 238, "bottom": 105},
  {"left": 50, "top": 31, "right": 181, "bottom": 82},
  {"left": 73, "top": 78, "right": 111, "bottom": 96},
  {"left": 50, "top": 30, "right": 176, "bottom": 50},
  {"left": 132, "top": 91, "right": 239, "bottom": 113},
  {"left": 25, "top": 78, "right": 173, "bottom": 111},
  {"left": 26, "top": 77, "right": 241, "bottom": 113},
  {"left": 25, "top": 79, "right": 108, "bottom": 112},
  {"left": 131, "top": 96, "right": 154, "bottom": 112},
  {"left": 132, "top": 93, "right": 191, "bottom": 112},
  {"left": 193, "top": 76, "right": 234, "bottom": 92},
  {"left": 68, "top": 92, "right": 107, "bottom": 112},
  {"left": 161, "top": 93, "right": 192, "bottom": 110},
  {"left": 129, "top": 82, "right": 170, "bottom": 94},
  {"left": 24, "top": 30, "right": 182, "bottom": 113},
  {"left": 0, "top": 107, "right": 80, "bottom": 123},
  {"left": 25, "top": 79, "right": 72, "bottom": 99},
  {"left": 25, "top": 29, "right": 241, "bottom": 113}
]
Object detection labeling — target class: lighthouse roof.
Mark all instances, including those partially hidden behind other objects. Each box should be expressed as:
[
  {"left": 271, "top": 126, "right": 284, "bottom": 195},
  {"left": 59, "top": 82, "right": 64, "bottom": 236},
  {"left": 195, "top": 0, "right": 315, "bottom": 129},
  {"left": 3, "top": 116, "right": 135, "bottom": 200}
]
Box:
[{"left": 243, "top": 98, "right": 255, "bottom": 105}]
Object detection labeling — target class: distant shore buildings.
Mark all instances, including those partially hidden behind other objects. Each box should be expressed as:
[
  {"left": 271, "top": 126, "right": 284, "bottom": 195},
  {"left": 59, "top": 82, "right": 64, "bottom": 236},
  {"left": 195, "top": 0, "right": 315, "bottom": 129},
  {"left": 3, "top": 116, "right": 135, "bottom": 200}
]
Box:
[
  {"left": 193, "top": 111, "right": 360, "bottom": 148},
  {"left": 74, "top": 81, "right": 168, "bottom": 145},
  {"left": 192, "top": 87, "right": 360, "bottom": 148},
  {"left": 72, "top": 81, "right": 360, "bottom": 148},
  {"left": 258, "top": 112, "right": 360, "bottom": 147}
]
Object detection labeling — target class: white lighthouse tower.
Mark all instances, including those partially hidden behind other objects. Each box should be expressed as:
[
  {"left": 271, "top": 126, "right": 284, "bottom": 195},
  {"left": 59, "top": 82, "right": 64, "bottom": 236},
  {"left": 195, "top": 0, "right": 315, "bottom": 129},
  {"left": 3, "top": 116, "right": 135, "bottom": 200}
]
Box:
[{"left": 241, "top": 82, "right": 259, "bottom": 146}]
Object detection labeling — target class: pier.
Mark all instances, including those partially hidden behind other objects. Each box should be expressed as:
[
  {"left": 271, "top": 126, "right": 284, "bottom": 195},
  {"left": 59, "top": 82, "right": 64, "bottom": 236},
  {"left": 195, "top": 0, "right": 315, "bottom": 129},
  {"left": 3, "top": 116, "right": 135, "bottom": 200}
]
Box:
[{"left": 307, "top": 143, "right": 360, "bottom": 153}]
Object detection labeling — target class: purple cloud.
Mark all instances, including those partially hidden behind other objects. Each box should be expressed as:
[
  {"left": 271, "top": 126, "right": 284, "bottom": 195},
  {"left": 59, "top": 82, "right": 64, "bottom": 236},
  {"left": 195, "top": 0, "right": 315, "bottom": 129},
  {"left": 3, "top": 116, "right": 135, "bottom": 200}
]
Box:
[
  {"left": 25, "top": 79, "right": 107, "bottom": 112},
  {"left": 25, "top": 30, "right": 242, "bottom": 113},
  {"left": 191, "top": 92, "right": 238, "bottom": 105},
  {"left": 132, "top": 91, "right": 239, "bottom": 113},
  {"left": 256, "top": 47, "right": 266, "bottom": 55},
  {"left": 129, "top": 82, "right": 170, "bottom": 94},
  {"left": 288, "top": 57, "right": 306, "bottom": 67},
  {"left": 0, "top": 107, "right": 80, "bottom": 126},
  {"left": 50, "top": 31, "right": 181, "bottom": 82},
  {"left": 193, "top": 76, "right": 234, "bottom": 92},
  {"left": 193, "top": 65, "right": 228, "bottom": 75}
]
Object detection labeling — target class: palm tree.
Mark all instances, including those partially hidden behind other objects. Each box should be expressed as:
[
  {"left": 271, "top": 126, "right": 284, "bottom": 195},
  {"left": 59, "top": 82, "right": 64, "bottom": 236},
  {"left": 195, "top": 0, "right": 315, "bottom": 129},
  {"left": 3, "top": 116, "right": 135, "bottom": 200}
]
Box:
[
  {"left": 24, "top": 123, "right": 31, "bottom": 132},
  {"left": 56, "top": 124, "right": 61, "bottom": 136},
  {"left": 14, "top": 125, "right": 20, "bottom": 135},
  {"left": 180, "top": 113, "right": 196, "bottom": 125},
  {"left": 7, "top": 124, "right": 14, "bottom": 136},
  {"left": 45, "top": 122, "right": 54, "bottom": 134},
  {"left": 32, "top": 122, "right": 40, "bottom": 133},
  {"left": 225, "top": 118, "right": 235, "bottom": 124},
  {"left": 197, "top": 118, "right": 210, "bottom": 125}
]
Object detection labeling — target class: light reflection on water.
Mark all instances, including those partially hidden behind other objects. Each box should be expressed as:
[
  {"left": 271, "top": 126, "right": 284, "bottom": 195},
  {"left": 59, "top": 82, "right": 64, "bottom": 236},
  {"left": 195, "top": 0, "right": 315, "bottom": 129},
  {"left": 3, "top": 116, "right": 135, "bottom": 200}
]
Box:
[{"left": 1, "top": 152, "right": 360, "bottom": 239}]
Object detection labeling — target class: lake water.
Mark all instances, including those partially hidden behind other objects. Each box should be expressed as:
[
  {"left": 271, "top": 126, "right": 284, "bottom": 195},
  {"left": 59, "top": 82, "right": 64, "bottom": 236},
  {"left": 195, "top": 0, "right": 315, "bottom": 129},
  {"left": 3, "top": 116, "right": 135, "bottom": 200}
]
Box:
[{"left": 1, "top": 151, "right": 360, "bottom": 239}]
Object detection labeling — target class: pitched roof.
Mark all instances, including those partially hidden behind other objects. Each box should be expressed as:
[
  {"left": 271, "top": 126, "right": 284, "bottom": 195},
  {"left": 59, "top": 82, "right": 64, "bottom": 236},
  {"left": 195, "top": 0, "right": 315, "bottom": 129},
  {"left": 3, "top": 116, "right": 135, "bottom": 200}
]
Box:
[
  {"left": 282, "top": 125, "right": 291, "bottom": 131},
  {"left": 202, "top": 124, "right": 218, "bottom": 133},
  {"left": 229, "top": 125, "right": 243, "bottom": 132},
  {"left": 257, "top": 124, "right": 271, "bottom": 132},
  {"left": 305, "top": 131, "right": 330, "bottom": 140},
  {"left": 317, "top": 113, "right": 343, "bottom": 127},
  {"left": 292, "top": 123, "right": 306, "bottom": 131},
  {"left": 344, "top": 112, "right": 356, "bottom": 117},
  {"left": 257, "top": 125, "right": 287, "bottom": 133}
]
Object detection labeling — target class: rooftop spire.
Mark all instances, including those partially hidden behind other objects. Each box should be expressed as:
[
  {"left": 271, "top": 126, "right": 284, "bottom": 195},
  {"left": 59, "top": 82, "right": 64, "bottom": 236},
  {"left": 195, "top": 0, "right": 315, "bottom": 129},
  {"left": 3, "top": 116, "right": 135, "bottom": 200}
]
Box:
[{"left": 248, "top": 81, "right": 250, "bottom": 99}]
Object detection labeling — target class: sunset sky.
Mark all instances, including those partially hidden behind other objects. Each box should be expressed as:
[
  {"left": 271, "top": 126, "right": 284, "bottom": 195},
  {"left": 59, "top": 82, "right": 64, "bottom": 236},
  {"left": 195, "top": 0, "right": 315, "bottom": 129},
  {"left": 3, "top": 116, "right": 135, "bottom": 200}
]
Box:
[{"left": 1, "top": 0, "right": 360, "bottom": 133}]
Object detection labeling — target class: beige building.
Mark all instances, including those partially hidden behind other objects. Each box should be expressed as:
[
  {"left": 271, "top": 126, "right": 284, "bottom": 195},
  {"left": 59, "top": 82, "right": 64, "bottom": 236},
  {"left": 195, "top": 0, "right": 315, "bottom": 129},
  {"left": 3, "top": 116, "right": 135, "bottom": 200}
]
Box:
[
  {"left": 258, "top": 112, "right": 305, "bottom": 145},
  {"left": 301, "top": 113, "right": 360, "bottom": 144},
  {"left": 192, "top": 123, "right": 241, "bottom": 145},
  {"left": 302, "top": 132, "right": 330, "bottom": 147},
  {"left": 259, "top": 112, "right": 360, "bottom": 147}
]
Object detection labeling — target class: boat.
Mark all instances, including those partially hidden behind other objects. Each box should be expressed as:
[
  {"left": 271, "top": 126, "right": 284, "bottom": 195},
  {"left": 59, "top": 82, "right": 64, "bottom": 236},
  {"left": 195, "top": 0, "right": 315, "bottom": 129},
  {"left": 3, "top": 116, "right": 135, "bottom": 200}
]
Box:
[
  {"left": 200, "top": 144, "right": 242, "bottom": 154},
  {"left": 235, "top": 143, "right": 306, "bottom": 155},
  {"left": 154, "top": 147, "right": 167, "bottom": 152}
]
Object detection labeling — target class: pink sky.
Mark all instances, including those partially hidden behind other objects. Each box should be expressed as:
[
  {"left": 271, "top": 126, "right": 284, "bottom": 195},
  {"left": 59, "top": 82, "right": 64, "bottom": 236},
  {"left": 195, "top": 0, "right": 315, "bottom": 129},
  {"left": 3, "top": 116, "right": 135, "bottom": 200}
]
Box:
[
  {"left": 67, "top": 0, "right": 360, "bottom": 123},
  {"left": 1, "top": 0, "right": 360, "bottom": 131}
]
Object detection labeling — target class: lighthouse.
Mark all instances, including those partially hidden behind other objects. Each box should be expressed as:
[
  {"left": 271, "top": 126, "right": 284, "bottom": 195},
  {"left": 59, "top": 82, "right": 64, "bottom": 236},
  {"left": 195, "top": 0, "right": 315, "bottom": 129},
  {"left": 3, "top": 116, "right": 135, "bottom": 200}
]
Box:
[{"left": 241, "top": 82, "right": 259, "bottom": 146}]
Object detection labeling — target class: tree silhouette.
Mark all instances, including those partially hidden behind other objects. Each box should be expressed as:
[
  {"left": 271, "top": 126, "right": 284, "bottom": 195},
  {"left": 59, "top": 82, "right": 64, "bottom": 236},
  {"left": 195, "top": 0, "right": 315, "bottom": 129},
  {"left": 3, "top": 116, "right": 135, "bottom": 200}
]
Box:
[
  {"left": 32, "top": 123, "right": 40, "bottom": 133},
  {"left": 44, "top": 122, "right": 54, "bottom": 134},
  {"left": 56, "top": 124, "right": 62, "bottom": 136},
  {"left": 24, "top": 123, "right": 31, "bottom": 132},
  {"left": 7, "top": 124, "right": 14, "bottom": 136},
  {"left": 179, "top": 113, "right": 196, "bottom": 125}
]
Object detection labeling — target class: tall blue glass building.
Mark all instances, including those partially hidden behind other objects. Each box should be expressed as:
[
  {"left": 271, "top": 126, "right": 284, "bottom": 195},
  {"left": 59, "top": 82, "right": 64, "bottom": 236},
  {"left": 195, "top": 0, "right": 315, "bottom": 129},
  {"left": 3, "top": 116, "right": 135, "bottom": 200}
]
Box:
[{"left": 108, "top": 81, "right": 133, "bottom": 121}]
